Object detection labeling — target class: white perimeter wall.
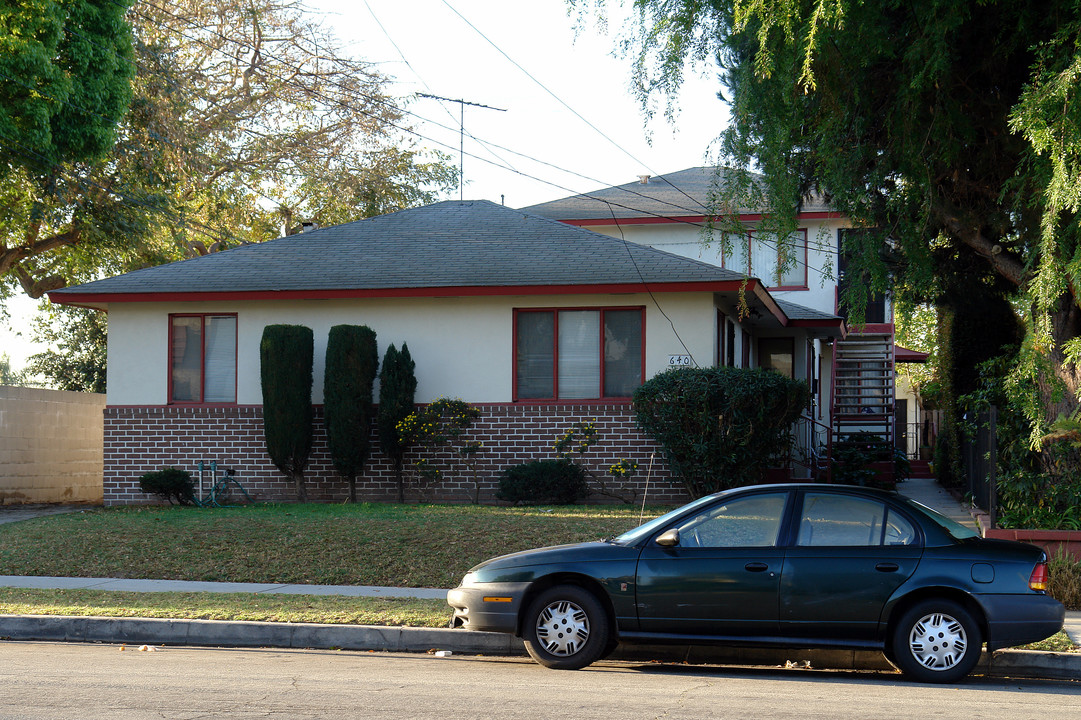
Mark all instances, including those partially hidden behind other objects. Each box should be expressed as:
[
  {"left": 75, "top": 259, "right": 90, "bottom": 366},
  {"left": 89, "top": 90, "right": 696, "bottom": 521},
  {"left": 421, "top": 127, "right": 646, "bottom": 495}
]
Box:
[{"left": 106, "top": 292, "right": 717, "bottom": 406}]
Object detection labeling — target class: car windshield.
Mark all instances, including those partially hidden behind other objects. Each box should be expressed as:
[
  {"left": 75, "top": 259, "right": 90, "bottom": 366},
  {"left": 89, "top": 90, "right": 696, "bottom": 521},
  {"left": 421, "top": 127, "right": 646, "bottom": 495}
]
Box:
[
  {"left": 902, "top": 498, "right": 980, "bottom": 540},
  {"left": 609, "top": 494, "right": 720, "bottom": 546}
]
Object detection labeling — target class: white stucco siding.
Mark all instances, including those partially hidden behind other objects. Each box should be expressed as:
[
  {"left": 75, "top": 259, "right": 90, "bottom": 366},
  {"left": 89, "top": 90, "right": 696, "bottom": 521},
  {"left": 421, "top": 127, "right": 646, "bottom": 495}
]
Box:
[
  {"left": 106, "top": 305, "right": 170, "bottom": 405},
  {"left": 584, "top": 218, "right": 849, "bottom": 317},
  {"left": 105, "top": 292, "right": 717, "bottom": 406}
]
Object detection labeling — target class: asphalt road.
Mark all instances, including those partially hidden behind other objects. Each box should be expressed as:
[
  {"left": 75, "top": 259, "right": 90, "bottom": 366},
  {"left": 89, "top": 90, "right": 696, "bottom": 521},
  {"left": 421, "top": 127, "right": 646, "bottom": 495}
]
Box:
[{"left": 1, "top": 642, "right": 1078, "bottom": 720}]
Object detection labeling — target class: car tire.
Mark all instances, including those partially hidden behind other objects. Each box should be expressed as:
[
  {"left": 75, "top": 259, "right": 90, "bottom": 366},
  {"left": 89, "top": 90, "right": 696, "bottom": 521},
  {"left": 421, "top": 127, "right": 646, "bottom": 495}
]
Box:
[
  {"left": 522, "top": 585, "right": 610, "bottom": 670},
  {"left": 890, "top": 599, "right": 982, "bottom": 683}
]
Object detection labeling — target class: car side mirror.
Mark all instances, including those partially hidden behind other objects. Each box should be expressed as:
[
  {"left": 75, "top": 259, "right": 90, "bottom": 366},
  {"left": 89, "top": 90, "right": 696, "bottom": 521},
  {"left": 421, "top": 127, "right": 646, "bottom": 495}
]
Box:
[{"left": 655, "top": 529, "right": 680, "bottom": 547}]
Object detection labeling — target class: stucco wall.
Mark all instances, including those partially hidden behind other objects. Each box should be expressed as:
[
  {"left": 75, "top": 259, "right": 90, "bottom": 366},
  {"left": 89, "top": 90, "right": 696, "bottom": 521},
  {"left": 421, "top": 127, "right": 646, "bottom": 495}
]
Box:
[
  {"left": 0, "top": 386, "right": 105, "bottom": 504},
  {"left": 589, "top": 218, "right": 848, "bottom": 317},
  {"left": 106, "top": 292, "right": 718, "bottom": 406}
]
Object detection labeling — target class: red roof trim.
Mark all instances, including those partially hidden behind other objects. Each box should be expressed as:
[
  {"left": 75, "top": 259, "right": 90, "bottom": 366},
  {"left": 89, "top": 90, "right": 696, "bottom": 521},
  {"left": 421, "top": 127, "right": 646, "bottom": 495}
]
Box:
[
  {"left": 51, "top": 280, "right": 754, "bottom": 305},
  {"left": 564, "top": 211, "right": 844, "bottom": 227}
]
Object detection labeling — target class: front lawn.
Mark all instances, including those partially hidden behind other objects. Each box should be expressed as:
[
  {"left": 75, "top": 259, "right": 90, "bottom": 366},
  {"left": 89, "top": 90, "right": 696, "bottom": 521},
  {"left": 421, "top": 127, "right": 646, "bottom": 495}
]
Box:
[{"left": 0, "top": 502, "right": 661, "bottom": 588}]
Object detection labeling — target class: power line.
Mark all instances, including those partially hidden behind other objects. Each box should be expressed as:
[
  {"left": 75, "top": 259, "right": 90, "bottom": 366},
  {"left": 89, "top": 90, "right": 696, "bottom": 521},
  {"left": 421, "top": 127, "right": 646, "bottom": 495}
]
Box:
[
  {"left": 89, "top": 0, "right": 834, "bottom": 280},
  {"left": 415, "top": 93, "right": 506, "bottom": 201}
]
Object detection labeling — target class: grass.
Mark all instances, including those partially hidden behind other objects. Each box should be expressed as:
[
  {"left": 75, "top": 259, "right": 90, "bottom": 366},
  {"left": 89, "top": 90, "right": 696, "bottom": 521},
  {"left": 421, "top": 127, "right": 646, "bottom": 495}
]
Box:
[
  {"left": 0, "top": 503, "right": 1076, "bottom": 652},
  {"left": 1021, "top": 632, "right": 1078, "bottom": 653},
  {"left": 0, "top": 588, "right": 451, "bottom": 627},
  {"left": 0, "top": 502, "right": 660, "bottom": 588}
]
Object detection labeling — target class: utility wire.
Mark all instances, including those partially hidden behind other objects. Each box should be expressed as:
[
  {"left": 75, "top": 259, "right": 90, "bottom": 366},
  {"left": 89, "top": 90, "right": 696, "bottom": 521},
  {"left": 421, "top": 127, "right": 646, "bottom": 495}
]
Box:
[{"left": 89, "top": 0, "right": 832, "bottom": 280}]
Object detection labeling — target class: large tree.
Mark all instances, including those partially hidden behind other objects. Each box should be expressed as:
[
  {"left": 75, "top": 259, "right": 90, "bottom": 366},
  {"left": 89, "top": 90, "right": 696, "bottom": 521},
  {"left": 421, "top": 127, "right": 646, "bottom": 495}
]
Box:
[
  {"left": 1, "top": 0, "right": 456, "bottom": 302},
  {"left": 26, "top": 305, "right": 107, "bottom": 393},
  {"left": 600, "top": 0, "right": 1081, "bottom": 445},
  {"left": 0, "top": 0, "right": 135, "bottom": 298}
]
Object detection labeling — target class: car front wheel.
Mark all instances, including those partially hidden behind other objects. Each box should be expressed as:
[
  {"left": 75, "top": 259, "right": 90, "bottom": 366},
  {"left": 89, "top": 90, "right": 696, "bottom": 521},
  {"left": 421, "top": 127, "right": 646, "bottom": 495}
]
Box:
[
  {"left": 522, "top": 585, "right": 610, "bottom": 670},
  {"left": 890, "top": 599, "right": 982, "bottom": 683}
]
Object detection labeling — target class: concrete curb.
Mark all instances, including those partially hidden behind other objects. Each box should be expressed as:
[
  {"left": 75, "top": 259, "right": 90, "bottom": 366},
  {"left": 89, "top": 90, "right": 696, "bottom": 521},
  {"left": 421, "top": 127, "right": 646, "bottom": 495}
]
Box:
[{"left": 2, "top": 615, "right": 1077, "bottom": 680}]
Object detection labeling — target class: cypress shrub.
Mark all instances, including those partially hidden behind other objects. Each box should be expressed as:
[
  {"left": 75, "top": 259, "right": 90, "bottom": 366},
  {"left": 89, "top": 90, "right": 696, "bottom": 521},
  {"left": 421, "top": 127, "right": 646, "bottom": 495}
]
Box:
[
  {"left": 633, "top": 366, "right": 809, "bottom": 497},
  {"left": 260, "top": 324, "right": 314, "bottom": 501},
  {"left": 324, "top": 325, "right": 379, "bottom": 502},
  {"left": 378, "top": 342, "right": 417, "bottom": 502}
]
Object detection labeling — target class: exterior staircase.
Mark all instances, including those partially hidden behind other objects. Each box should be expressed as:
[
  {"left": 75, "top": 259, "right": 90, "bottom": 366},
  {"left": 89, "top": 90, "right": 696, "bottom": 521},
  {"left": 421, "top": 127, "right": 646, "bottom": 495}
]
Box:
[{"left": 831, "top": 330, "right": 896, "bottom": 485}]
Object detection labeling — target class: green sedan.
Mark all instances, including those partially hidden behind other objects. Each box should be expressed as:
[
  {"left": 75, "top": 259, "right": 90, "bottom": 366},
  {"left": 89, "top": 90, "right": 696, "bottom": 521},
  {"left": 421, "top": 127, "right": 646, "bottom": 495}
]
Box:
[{"left": 448, "top": 484, "right": 1064, "bottom": 682}]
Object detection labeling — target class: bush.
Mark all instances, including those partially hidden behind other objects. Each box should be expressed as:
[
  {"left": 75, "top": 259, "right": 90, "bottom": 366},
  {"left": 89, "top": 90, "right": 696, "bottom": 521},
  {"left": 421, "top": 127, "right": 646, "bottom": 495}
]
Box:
[
  {"left": 633, "top": 366, "right": 809, "bottom": 497},
  {"left": 138, "top": 467, "right": 195, "bottom": 505},
  {"left": 324, "top": 325, "right": 379, "bottom": 502},
  {"left": 260, "top": 324, "right": 314, "bottom": 502},
  {"left": 378, "top": 343, "right": 417, "bottom": 503},
  {"left": 1047, "top": 550, "right": 1081, "bottom": 611},
  {"left": 497, "top": 460, "right": 588, "bottom": 505},
  {"left": 832, "top": 432, "right": 910, "bottom": 488}
]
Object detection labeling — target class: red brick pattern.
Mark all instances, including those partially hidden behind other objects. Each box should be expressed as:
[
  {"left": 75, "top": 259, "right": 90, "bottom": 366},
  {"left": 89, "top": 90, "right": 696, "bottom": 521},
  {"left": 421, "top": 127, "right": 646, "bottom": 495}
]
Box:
[{"left": 103, "top": 404, "right": 689, "bottom": 506}]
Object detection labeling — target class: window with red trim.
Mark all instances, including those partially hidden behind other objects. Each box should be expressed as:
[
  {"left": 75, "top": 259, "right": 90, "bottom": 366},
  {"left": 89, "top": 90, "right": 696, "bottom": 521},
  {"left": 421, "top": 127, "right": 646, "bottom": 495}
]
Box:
[
  {"left": 724, "top": 229, "right": 808, "bottom": 289},
  {"left": 169, "top": 314, "right": 237, "bottom": 404},
  {"left": 515, "top": 308, "right": 644, "bottom": 400}
]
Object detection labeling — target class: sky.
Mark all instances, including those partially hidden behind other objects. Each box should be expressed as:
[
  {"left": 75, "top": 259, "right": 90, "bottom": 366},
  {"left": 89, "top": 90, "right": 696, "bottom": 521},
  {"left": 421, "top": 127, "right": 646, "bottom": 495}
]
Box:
[{"left": 0, "top": 0, "right": 730, "bottom": 373}]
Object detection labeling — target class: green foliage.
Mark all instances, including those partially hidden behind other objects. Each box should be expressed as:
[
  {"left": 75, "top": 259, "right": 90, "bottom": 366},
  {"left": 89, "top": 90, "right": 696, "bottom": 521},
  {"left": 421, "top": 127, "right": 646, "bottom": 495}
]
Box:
[
  {"left": 397, "top": 397, "right": 482, "bottom": 502},
  {"left": 323, "top": 325, "right": 378, "bottom": 501},
  {"left": 259, "top": 325, "right": 314, "bottom": 501},
  {"left": 0, "top": 353, "right": 26, "bottom": 386},
  {"left": 26, "top": 305, "right": 106, "bottom": 393},
  {"left": 378, "top": 343, "right": 417, "bottom": 502},
  {"left": 1047, "top": 550, "right": 1081, "bottom": 611},
  {"left": 3, "top": 0, "right": 456, "bottom": 304},
  {"left": 997, "top": 471, "right": 1081, "bottom": 531},
  {"left": 553, "top": 420, "right": 640, "bottom": 503},
  {"left": 0, "top": 0, "right": 134, "bottom": 174},
  {"left": 138, "top": 467, "right": 195, "bottom": 506},
  {"left": 632, "top": 366, "right": 809, "bottom": 497},
  {"left": 831, "top": 433, "right": 909, "bottom": 489},
  {"left": 607, "top": 0, "right": 1081, "bottom": 454},
  {"left": 497, "top": 460, "right": 588, "bottom": 505}
]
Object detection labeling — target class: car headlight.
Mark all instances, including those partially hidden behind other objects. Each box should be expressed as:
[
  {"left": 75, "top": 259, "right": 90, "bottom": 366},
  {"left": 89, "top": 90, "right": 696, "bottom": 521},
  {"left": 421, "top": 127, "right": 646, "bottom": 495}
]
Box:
[{"left": 461, "top": 572, "right": 478, "bottom": 586}]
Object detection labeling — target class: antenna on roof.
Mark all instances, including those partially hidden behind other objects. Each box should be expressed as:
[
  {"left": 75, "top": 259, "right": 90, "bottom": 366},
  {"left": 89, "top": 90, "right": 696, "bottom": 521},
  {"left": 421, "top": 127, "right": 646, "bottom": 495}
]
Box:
[{"left": 416, "top": 93, "right": 506, "bottom": 201}]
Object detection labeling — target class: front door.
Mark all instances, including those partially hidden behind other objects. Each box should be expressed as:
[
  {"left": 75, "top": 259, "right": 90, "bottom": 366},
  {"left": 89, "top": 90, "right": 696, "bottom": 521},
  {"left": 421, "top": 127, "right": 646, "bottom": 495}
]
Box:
[{"left": 635, "top": 492, "right": 790, "bottom": 637}]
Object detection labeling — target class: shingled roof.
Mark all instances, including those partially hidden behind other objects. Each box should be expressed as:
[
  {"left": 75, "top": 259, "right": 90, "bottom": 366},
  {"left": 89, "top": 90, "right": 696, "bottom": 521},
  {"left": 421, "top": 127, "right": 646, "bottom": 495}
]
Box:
[
  {"left": 51, "top": 199, "right": 754, "bottom": 303},
  {"left": 523, "top": 166, "right": 833, "bottom": 222}
]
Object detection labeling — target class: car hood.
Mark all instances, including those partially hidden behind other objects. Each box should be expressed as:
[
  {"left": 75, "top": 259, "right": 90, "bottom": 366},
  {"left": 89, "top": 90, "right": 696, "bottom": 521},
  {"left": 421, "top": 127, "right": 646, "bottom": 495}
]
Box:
[{"left": 467, "top": 541, "right": 615, "bottom": 573}]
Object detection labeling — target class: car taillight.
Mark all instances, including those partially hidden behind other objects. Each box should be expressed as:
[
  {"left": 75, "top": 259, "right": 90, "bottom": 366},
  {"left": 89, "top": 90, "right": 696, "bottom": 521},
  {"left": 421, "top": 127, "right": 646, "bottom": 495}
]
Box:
[{"left": 1029, "top": 561, "right": 1049, "bottom": 591}]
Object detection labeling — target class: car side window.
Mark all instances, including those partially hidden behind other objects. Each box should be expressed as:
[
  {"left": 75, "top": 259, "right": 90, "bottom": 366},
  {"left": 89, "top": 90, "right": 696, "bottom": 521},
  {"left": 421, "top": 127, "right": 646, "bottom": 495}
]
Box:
[
  {"left": 675, "top": 493, "right": 787, "bottom": 548},
  {"left": 797, "top": 493, "right": 916, "bottom": 547}
]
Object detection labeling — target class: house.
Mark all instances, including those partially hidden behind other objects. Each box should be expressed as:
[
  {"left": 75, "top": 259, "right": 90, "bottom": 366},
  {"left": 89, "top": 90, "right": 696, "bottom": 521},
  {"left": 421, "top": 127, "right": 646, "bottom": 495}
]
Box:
[
  {"left": 50, "top": 197, "right": 846, "bottom": 505},
  {"left": 524, "top": 167, "right": 932, "bottom": 474}
]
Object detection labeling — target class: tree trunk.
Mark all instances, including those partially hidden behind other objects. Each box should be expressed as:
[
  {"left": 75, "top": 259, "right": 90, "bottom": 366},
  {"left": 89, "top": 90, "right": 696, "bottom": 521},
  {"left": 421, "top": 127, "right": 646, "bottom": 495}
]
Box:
[
  {"left": 1039, "top": 291, "right": 1081, "bottom": 472},
  {"left": 395, "top": 459, "right": 405, "bottom": 503},
  {"left": 293, "top": 468, "right": 307, "bottom": 503}
]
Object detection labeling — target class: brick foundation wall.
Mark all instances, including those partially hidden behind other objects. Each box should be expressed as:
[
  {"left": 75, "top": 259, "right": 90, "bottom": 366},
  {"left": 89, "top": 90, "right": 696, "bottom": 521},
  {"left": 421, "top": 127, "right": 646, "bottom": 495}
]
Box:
[{"left": 104, "top": 404, "right": 689, "bottom": 506}]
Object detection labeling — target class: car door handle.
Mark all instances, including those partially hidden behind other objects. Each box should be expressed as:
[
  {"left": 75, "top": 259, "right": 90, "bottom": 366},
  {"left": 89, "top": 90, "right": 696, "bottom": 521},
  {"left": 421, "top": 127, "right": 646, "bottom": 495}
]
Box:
[
  {"left": 745, "top": 562, "right": 769, "bottom": 572},
  {"left": 875, "top": 562, "right": 900, "bottom": 572}
]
